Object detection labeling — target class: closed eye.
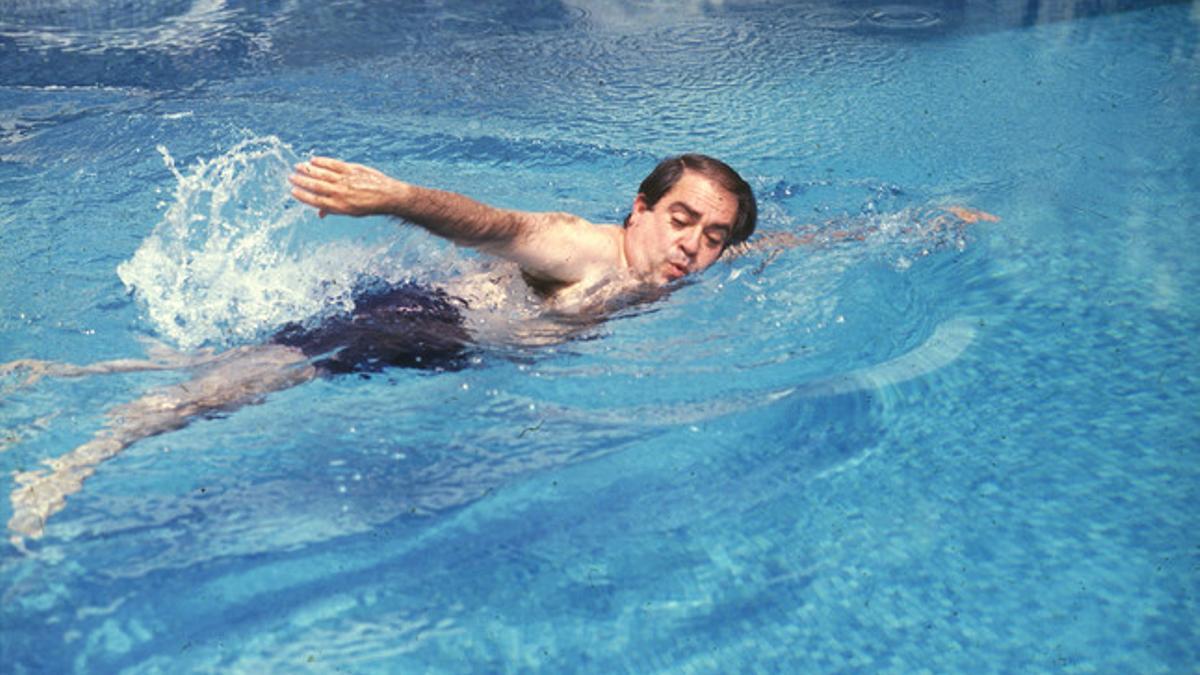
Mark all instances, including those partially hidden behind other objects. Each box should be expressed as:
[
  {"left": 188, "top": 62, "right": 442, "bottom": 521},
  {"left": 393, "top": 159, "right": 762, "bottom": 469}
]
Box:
[
  {"left": 705, "top": 227, "right": 730, "bottom": 246},
  {"left": 669, "top": 203, "right": 701, "bottom": 227}
]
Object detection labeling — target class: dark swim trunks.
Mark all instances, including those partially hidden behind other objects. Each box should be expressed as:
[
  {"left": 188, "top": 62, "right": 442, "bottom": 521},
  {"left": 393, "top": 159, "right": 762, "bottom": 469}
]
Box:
[{"left": 271, "top": 282, "right": 472, "bottom": 374}]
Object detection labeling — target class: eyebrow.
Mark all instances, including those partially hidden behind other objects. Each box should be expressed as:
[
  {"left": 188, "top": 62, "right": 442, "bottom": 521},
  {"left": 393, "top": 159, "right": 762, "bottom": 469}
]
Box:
[
  {"left": 669, "top": 202, "right": 733, "bottom": 233},
  {"left": 668, "top": 202, "right": 702, "bottom": 221}
]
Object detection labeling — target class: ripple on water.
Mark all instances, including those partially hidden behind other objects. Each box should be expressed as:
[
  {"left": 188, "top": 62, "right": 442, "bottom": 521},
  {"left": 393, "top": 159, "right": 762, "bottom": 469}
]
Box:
[
  {"left": 0, "top": 0, "right": 195, "bottom": 30},
  {"left": 798, "top": 7, "right": 867, "bottom": 31},
  {"left": 864, "top": 5, "right": 944, "bottom": 31},
  {"left": 0, "top": 0, "right": 250, "bottom": 53},
  {"left": 796, "top": 4, "right": 944, "bottom": 33},
  {"left": 0, "top": 0, "right": 282, "bottom": 87}
]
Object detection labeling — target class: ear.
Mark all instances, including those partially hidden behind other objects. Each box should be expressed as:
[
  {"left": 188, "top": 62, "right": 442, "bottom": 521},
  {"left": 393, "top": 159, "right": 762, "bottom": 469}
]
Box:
[{"left": 630, "top": 193, "right": 650, "bottom": 226}]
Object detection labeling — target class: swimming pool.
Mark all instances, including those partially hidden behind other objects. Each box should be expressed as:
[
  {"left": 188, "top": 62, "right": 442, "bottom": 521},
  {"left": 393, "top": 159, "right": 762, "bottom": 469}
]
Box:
[{"left": 2, "top": 0, "right": 1197, "bottom": 671}]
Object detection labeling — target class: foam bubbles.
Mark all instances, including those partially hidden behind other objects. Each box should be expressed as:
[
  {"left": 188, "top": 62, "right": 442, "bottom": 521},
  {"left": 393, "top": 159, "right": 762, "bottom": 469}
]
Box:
[{"left": 117, "top": 136, "right": 414, "bottom": 350}]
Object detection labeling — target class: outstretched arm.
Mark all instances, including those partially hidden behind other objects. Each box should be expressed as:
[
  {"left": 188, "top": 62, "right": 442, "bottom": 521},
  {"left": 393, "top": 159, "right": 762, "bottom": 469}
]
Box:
[
  {"left": 288, "top": 157, "right": 618, "bottom": 285},
  {"left": 723, "top": 206, "right": 999, "bottom": 260}
]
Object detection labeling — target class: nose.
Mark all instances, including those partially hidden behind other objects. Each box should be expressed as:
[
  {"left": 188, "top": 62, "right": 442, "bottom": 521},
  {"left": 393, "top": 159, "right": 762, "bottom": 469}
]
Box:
[{"left": 679, "top": 226, "right": 702, "bottom": 257}]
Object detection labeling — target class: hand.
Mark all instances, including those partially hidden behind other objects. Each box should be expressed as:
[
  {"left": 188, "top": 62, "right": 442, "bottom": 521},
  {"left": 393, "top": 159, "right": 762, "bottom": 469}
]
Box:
[
  {"left": 288, "top": 157, "right": 407, "bottom": 218},
  {"left": 942, "top": 206, "right": 1000, "bottom": 224}
]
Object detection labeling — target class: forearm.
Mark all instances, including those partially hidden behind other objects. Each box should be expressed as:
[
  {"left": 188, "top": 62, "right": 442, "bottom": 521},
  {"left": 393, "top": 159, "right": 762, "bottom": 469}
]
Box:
[
  {"left": 723, "top": 206, "right": 997, "bottom": 260},
  {"left": 290, "top": 157, "right": 530, "bottom": 250},
  {"left": 387, "top": 182, "right": 528, "bottom": 249},
  {"left": 290, "top": 157, "right": 612, "bottom": 283}
]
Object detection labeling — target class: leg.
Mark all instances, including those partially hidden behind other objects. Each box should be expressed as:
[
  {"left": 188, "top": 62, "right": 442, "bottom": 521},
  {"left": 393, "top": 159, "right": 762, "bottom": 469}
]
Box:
[
  {"left": 8, "top": 344, "right": 317, "bottom": 544},
  {"left": 1, "top": 345, "right": 222, "bottom": 389}
]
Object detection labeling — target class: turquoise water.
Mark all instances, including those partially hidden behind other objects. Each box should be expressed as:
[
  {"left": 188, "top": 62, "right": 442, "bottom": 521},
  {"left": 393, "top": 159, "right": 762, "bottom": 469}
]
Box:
[{"left": 2, "top": 1, "right": 1197, "bottom": 671}]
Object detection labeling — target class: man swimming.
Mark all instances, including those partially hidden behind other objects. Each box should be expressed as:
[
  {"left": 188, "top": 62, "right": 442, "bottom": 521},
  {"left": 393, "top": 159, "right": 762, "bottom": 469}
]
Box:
[
  {"left": 274, "top": 152, "right": 758, "bottom": 372},
  {"left": 1, "top": 153, "right": 995, "bottom": 543},
  {"left": 1, "top": 153, "right": 759, "bottom": 543}
]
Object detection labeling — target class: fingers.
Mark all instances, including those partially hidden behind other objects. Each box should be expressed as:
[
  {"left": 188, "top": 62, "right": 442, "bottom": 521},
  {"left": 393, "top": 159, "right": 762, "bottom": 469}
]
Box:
[
  {"left": 294, "top": 159, "right": 343, "bottom": 182},
  {"left": 289, "top": 166, "right": 345, "bottom": 215},
  {"left": 288, "top": 156, "right": 383, "bottom": 218},
  {"left": 290, "top": 184, "right": 334, "bottom": 213},
  {"left": 288, "top": 158, "right": 358, "bottom": 215},
  {"left": 290, "top": 181, "right": 352, "bottom": 218},
  {"left": 310, "top": 156, "right": 355, "bottom": 172},
  {"left": 288, "top": 171, "right": 332, "bottom": 196}
]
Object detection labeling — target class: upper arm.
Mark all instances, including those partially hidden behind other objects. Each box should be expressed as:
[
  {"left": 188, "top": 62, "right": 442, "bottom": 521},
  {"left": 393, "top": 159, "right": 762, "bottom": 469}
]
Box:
[{"left": 482, "top": 211, "right": 619, "bottom": 285}]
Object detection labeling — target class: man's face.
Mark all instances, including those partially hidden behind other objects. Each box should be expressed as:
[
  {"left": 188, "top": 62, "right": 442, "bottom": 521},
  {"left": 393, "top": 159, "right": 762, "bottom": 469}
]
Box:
[{"left": 625, "top": 170, "right": 739, "bottom": 286}]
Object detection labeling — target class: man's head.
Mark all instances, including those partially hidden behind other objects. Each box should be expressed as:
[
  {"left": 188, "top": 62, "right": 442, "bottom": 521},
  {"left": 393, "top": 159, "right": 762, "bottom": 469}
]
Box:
[{"left": 623, "top": 154, "right": 756, "bottom": 285}]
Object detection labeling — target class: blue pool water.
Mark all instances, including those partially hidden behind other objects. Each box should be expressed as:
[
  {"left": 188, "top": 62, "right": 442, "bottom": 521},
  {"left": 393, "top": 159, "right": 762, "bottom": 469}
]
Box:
[{"left": 2, "top": 0, "right": 1198, "bottom": 671}]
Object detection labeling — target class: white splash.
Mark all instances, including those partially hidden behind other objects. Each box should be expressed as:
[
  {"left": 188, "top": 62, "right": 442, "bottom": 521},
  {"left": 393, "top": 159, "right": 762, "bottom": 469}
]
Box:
[{"left": 117, "top": 136, "right": 417, "bottom": 350}]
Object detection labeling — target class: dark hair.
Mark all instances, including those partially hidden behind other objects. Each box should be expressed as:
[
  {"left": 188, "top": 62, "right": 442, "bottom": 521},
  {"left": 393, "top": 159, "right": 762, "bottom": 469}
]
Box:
[{"left": 624, "top": 154, "right": 756, "bottom": 247}]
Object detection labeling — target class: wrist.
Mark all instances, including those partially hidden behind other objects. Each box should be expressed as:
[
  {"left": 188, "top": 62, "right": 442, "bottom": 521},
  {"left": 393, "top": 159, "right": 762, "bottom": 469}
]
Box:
[{"left": 384, "top": 177, "right": 414, "bottom": 216}]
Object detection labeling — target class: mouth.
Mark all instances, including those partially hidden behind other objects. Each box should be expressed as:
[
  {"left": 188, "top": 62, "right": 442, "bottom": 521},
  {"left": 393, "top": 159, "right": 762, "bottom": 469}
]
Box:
[{"left": 664, "top": 261, "right": 689, "bottom": 281}]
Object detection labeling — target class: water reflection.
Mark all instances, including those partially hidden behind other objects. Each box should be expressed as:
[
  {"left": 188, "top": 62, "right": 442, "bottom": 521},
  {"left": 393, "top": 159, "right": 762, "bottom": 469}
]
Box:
[
  {"left": 0, "top": 0, "right": 1187, "bottom": 89},
  {"left": 561, "top": 0, "right": 1186, "bottom": 33}
]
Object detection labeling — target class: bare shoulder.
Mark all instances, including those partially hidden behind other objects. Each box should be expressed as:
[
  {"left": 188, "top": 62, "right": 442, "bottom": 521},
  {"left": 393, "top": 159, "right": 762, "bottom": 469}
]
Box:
[
  {"left": 521, "top": 212, "right": 621, "bottom": 256},
  {"left": 500, "top": 212, "right": 624, "bottom": 285}
]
